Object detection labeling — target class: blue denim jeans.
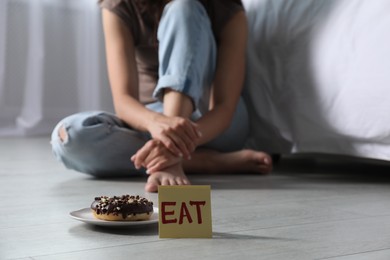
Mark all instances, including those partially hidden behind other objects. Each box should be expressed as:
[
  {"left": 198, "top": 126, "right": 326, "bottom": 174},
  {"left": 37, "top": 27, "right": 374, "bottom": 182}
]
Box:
[{"left": 51, "top": 0, "right": 249, "bottom": 177}]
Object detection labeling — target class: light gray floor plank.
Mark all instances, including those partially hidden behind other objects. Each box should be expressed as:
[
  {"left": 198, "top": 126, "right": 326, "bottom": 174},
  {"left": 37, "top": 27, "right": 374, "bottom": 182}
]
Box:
[
  {"left": 25, "top": 215, "right": 390, "bottom": 260},
  {"left": 319, "top": 249, "right": 390, "bottom": 260},
  {"left": 1, "top": 137, "right": 390, "bottom": 260}
]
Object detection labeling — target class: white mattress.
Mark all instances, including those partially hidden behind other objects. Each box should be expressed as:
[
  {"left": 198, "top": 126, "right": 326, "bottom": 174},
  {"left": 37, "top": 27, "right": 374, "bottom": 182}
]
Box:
[{"left": 242, "top": 0, "right": 390, "bottom": 160}]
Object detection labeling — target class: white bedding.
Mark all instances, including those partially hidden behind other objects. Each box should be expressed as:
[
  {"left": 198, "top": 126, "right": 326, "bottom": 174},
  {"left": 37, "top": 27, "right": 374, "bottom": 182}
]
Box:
[{"left": 242, "top": 0, "right": 390, "bottom": 160}]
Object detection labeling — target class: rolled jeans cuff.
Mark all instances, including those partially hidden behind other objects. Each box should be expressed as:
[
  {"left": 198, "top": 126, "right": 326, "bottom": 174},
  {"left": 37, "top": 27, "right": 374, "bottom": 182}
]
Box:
[{"left": 153, "top": 75, "right": 200, "bottom": 109}]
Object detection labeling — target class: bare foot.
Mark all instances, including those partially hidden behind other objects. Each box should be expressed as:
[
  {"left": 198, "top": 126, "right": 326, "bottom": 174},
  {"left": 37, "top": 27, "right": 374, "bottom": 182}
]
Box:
[
  {"left": 184, "top": 149, "right": 273, "bottom": 174},
  {"left": 236, "top": 149, "right": 273, "bottom": 174},
  {"left": 145, "top": 163, "right": 190, "bottom": 193}
]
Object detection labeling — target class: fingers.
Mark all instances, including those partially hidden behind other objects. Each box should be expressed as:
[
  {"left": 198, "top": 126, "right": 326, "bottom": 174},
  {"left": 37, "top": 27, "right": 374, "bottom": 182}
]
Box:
[
  {"left": 166, "top": 130, "right": 193, "bottom": 159},
  {"left": 146, "top": 157, "right": 168, "bottom": 174},
  {"left": 131, "top": 139, "right": 182, "bottom": 173},
  {"left": 131, "top": 140, "right": 159, "bottom": 169},
  {"left": 181, "top": 121, "right": 202, "bottom": 153},
  {"left": 180, "top": 120, "right": 201, "bottom": 143},
  {"left": 162, "top": 135, "right": 185, "bottom": 157},
  {"left": 167, "top": 119, "right": 201, "bottom": 159},
  {"left": 146, "top": 145, "right": 181, "bottom": 173},
  {"left": 149, "top": 116, "right": 202, "bottom": 159}
]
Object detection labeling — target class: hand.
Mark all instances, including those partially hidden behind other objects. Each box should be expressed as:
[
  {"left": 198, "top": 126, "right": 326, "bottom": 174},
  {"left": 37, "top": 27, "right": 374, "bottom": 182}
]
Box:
[
  {"left": 131, "top": 139, "right": 182, "bottom": 174},
  {"left": 147, "top": 115, "right": 201, "bottom": 160}
]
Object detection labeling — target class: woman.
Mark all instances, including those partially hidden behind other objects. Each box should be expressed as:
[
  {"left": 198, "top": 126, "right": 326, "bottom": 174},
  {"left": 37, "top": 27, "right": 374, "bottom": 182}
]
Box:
[{"left": 51, "top": 0, "right": 272, "bottom": 192}]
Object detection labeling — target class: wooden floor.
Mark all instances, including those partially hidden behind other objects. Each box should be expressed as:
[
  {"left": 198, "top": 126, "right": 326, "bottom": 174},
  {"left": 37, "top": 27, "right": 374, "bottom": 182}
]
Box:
[{"left": 2, "top": 137, "right": 390, "bottom": 260}]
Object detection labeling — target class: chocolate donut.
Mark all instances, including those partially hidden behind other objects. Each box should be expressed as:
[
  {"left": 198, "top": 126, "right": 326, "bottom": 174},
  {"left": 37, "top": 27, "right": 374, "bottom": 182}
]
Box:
[{"left": 91, "top": 195, "right": 154, "bottom": 221}]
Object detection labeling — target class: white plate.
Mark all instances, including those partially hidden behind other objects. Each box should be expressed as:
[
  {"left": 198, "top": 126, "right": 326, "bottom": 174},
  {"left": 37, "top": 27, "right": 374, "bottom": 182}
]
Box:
[{"left": 70, "top": 207, "right": 159, "bottom": 226}]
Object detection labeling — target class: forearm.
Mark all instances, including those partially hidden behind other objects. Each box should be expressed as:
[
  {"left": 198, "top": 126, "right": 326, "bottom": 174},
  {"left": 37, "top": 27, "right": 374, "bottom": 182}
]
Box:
[
  {"left": 194, "top": 11, "right": 247, "bottom": 146},
  {"left": 113, "top": 94, "right": 160, "bottom": 132},
  {"left": 194, "top": 103, "right": 236, "bottom": 146}
]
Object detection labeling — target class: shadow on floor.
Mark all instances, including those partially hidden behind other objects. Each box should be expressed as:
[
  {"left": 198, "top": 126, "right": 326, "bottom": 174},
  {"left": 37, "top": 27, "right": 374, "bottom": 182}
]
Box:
[
  {"left": 276, "top": 153, "right": 390, "bottom": 178},
  {"left": 213, "top": 232, "right": 295, "bottom": 241},
  {"left": 186, "top": 153, "right": 390, "bottom": 190},
  {"left": 57, "top": 153, "right": 390, "bottom": 192},
  {"left": 69, "top": 222, "right": 158, "bottom": 236}
]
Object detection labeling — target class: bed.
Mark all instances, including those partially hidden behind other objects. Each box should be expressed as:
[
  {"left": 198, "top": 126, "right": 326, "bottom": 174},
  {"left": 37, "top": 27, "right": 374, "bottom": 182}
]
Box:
[{"left": 242, "top": 0, "right": 390, "bottom": 161}]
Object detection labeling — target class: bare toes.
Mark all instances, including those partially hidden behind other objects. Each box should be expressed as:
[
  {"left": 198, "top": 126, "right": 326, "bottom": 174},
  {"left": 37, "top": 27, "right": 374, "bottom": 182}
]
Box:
[
  {"left": 161, "top": 178, "right": 170, "bottom": 186},
  {"left": 144, "top": 164, "right": 190, "bottom": 192},
  {"left": 175, "top": 176, "right": 190, "bottom": 185},
  {"left": 145, "top": 175, "right": 159, "bottom": 193}
]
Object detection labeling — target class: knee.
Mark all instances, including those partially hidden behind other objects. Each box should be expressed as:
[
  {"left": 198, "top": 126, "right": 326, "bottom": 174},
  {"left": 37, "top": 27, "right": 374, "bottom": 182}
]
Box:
[
  {"left": 50, "top": 111, "right": 107, "bottom": 172},
  {"left": 162, "top": 0, "right": 208, "bottom": 25},
  {"left": 51, "top": 111, "right": 112, "bottom": 145},
  {"left": 50, "top": 113, "right": 82, "bottom": 166},
  {"left": 58, "top": 125, "right": 68, "bottom": 143},
  {"left": 50, "top": 113, "right": 82, "bottom": 148},
  {"left": 50, "top": 111, "right": 141, "bottom": 177},
  {"left": 51, "top": 116, "right": 72, "bottom": 150}
]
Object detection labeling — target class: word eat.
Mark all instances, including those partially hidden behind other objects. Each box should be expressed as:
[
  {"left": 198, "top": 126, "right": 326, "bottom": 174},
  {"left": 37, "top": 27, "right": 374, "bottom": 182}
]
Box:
[
  {"left": 158, "top": 185, "right": 212, "bottom": 238},
  {"left": 161, "top": 201, "right": 206, "bottom": 224}
]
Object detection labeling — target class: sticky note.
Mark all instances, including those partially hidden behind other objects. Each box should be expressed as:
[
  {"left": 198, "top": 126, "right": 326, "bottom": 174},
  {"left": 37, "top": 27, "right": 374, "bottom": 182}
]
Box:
[{"left": 158, "top": 185, "right": 212, "bottom": 238}]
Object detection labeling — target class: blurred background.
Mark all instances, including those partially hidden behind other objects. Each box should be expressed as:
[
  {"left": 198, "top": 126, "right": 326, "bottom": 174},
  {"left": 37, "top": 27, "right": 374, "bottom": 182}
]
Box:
[
  {"left": 2, "top": 0, "right": 390, "bottom": 162},
  {"left": 0, "top": 0, "right": 114, "bottom": 136}
]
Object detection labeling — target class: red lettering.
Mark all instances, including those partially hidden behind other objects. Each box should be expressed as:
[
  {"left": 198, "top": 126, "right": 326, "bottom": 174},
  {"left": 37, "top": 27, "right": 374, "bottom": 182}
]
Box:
[
  {"left": 179, "top": 202, "right": 193, "bottom": 224},
  {"left": 161, "top": 202, "right": 177, "bottom": 224},
  {"left": 190, "top": 201, "right": 206, "bottom": 224},
  {"left": 161, "top": 201, "right": 206, "bottom": 225}
]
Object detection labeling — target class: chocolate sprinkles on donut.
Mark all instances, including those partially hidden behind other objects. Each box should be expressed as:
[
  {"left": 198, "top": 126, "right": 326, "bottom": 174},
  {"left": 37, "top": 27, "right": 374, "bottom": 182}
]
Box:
[{"left": 91, "top": 195, "right": 154, "bottom": 221}]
